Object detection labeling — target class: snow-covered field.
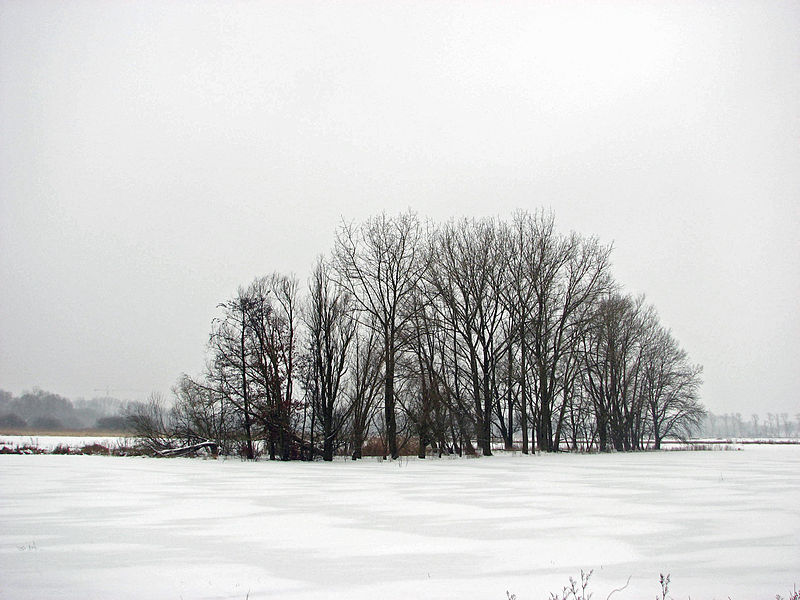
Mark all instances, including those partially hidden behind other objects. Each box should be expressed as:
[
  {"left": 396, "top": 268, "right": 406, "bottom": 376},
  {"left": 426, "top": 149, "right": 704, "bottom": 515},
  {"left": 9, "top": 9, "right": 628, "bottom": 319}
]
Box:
[{"left": 1, "top": 446, "right": 798, "bottom": 600}]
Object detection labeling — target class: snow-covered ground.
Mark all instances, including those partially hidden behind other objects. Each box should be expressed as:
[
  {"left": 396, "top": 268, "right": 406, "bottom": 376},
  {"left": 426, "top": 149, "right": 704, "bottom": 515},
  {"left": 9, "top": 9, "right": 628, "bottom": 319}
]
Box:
[{"left": 1, "top": 446, "right": 798, "bottom": 600}]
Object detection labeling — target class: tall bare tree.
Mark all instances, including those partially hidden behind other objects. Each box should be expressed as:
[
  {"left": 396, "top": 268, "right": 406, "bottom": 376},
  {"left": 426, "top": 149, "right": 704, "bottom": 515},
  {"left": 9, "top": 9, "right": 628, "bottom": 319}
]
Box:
[
  {"left": 246, "top": 274, "right": 299, "bottom": 460},
  {"left": 426, "top": 218, "right": 509, "bottom": 455},
  {"left": 642, "top": 325, "right": 705, "bottom": 448},
  {"left": 497, "top": 212, "right": 539, "bottom": 453},
  {"left": 304, "top": 257, "right": 356, "bottom": 461},
  {"left": 208, "top": 289, "right": 257, "bottom": 459},
  {"left": 346, "top": 322, "right": 384, "bottom": 459},
  {"left": 333, "top": 212, "right": 427, "bottom": 459},
  {"left": 527, "top": 212, "right": 612, "bottom": 451}
]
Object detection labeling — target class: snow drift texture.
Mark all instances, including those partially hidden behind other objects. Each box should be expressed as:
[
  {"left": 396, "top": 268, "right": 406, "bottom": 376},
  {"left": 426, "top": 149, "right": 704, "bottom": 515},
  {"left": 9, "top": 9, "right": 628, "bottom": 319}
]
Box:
[{"left": 1, "top": 446, "right": 798, "bottom": 599}]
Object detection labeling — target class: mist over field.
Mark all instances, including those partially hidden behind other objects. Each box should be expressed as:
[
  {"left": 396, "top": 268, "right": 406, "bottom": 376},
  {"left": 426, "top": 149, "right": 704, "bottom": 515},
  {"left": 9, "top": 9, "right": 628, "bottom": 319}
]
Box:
[{"left": 1, "top": 1, "right": 798, "bottom": 418}]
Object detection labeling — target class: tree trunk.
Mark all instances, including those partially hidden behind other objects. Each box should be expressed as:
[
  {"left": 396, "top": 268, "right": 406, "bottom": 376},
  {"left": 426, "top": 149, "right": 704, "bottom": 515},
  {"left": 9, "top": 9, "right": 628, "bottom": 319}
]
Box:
[
  {"left": 537, "top": 394, "right": 553, "bottom": 452},
  {"left": 597, "top": 410, "right": 608, "bottom": 452},
  {"left": 520, "top": 331, "right": 529, "bottom": 454},
  {"left": 240, "top": 322, "right": 255, "bottom": 460},
  {"left": 351, "top": 423, "right": 364, "bottom": 460},
  {"left": 481, "top": 345, "right": 493, "bottom": 457},
  {"left": 536, "top": 362, "right": 554, "bottom": 452},
  {"left": 385, "top": 341, "right": 398, "bottom": 460},
  {"left": 467, "top": 342, "right": 486, "bottom": 455},
  {"left": 323, "top": 412, "right": 334, "bottom": 462},
  {"left": 309, "top": 394, "right": 317, "bottom": 460},
  {"left": 504, "top": 341, "right": 514, "bottom": 450},
  {"left": 351, "top": 409, "right": 364, "bottom": 459}
]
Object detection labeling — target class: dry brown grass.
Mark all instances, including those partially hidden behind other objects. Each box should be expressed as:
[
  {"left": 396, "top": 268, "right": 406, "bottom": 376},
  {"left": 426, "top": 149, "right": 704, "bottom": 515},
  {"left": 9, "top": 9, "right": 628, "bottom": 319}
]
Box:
[{"left": 360, "top": 436, "right": 421, "bottom": 457}]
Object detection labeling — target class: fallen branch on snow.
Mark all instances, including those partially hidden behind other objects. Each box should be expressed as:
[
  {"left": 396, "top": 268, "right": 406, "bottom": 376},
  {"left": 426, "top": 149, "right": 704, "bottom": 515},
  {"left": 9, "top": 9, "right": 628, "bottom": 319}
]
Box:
[{"left": 156, "top": 441, "right": 218, "bottom": 457}]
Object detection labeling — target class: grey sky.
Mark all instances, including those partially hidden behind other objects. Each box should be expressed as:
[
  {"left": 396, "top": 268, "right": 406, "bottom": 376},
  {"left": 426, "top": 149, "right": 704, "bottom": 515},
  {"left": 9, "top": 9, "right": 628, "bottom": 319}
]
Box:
[{"left": 1, "top": 1, "right": 798, "bottom": 416}]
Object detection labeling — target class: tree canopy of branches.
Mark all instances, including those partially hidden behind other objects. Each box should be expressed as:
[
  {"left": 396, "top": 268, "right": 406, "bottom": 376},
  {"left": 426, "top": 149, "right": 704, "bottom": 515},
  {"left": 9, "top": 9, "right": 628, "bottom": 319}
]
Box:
[{"left": 155, "top": 210, "right": 705, "bottom": 460}]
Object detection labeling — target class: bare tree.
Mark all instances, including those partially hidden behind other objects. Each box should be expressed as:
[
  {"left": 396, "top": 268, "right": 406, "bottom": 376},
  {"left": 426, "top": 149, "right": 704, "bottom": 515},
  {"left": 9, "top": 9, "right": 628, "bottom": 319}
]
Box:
[
  {"left": 579, "top": 293, "right": 704, "bottom": 451},
  {"left": 582, "top": 293, "right": 650, "bottom": 451},
  {"left": 346, "top": 323, "right": 384, "bottom": 459},
  {"left": 172, "top": 374, "right": 238, "bottom": 455},
  {"left": 426, "top": 218, "right": 508, "bottom": 456},
  {"left": 527, "top": 213, "right": 612, "bottom": 451},
  {"left": 497, "top": 212, "right": 539, "bottom": 453},
  {"left": 400, "top": 289, "right": 453, "bottom": 458},
  {"left": 333, "top": 212, "right": 427, "bottom": 459},
  {"left": 642, "top": 325, "right": 705, "bottom": 448},
  {"left": 208, "top": 290, "right": 257, "bottom": 459},
  {"left": 126, "top": 392, "right": 176, "bottom": 453},
  {"left": 246, "top": 274, "right": 300, "bottom": 460},
  {"left": 304, "top": 257, "right": 357, "bottom": 461},
  {"left": 205, "top": 274, "right": 301, "bottom": 461}
]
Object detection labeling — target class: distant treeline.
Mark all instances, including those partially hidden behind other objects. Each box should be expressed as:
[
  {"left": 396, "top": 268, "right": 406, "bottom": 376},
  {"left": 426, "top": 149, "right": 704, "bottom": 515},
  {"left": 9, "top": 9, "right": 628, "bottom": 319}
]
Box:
[
  {"left": 0, "top": 389, "right": 138, "bottom": 432},
  {"left": 699, "top": 411, "right": 800, "bottom": 439}
]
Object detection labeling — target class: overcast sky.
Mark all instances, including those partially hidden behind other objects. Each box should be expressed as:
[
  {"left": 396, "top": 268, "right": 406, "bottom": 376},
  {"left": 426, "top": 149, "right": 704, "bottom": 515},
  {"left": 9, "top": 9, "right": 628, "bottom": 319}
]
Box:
[{"left": 1, "top": 1, "right": 798, "bottom": 416}]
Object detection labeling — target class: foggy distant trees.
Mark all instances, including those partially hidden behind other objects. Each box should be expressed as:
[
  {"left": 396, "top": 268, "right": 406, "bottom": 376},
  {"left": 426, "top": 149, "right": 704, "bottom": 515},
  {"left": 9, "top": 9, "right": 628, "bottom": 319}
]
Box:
[
  {"left": 151, "top": 210, "right": 714, "bottom": 460},
  {"left": 0, "top": 389, "right": 137, "bottom": 431},
  {"left": 698, "top": 412, "right": 799, "bottom": 439}
]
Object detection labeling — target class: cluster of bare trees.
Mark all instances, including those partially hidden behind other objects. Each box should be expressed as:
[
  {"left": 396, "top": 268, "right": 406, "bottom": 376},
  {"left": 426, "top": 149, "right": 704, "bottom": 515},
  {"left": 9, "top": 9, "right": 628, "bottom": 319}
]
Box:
[{"left": 133, "top": 210, "right": 705, "bottom": 460}]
